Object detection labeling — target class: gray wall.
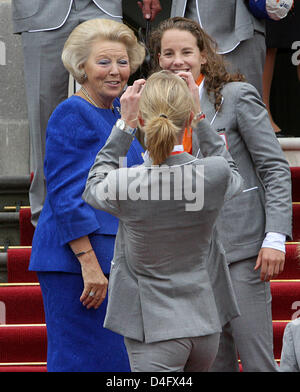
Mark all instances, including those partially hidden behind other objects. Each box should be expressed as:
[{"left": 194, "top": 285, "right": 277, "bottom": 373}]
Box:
[{"left": 0, "top": 0, "right": 29, "bottom": 176}]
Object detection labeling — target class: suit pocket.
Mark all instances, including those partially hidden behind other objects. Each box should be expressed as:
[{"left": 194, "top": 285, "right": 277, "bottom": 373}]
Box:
[
  {"left": 219, "top": 187, "right": 265, "bottom": 246},
  {"left": 12, "top": 0, "right": 40, "bottom": 19}
]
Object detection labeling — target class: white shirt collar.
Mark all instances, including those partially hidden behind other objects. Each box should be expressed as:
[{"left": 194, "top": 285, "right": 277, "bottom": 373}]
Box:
[
  {"left": 172, "top": 145, "right": 184, "bottom": 152},
  {"left": 199, "top": 76, "right": 205, "bottom": 100}
]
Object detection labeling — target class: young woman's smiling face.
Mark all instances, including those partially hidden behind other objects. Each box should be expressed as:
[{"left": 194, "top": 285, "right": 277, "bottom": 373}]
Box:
[{"left": 158, "top": 29, "right": 206, "bottom": 82}]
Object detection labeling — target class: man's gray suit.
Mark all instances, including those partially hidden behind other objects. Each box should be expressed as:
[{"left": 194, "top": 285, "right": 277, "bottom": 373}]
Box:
[
  {"left": 193, "top": 81, "right": 292, "bottom": 371},
  {"left": 11, "top": 0, "right": 123, "bottom": 226},
  {"left": 83, "top": 124, "right": 243, "bottom": 369},
  {"left": 170, "top": 0, "right": 266, "bottom": 96}
]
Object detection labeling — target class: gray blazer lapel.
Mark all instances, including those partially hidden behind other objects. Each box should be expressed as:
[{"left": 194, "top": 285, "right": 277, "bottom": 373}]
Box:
[
  {"left": 192, "top": 89, "right": 223, "bottom": 156},
  {"left": 200, "top": 89, "right": 218, "bottom": 124}
]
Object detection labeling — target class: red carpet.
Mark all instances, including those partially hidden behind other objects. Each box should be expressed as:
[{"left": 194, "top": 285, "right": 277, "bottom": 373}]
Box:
[
  {"left": 0, "top": 325, "right": 47, "bottom": 362},
  {"left": 7, "top": 248, "right": 37, "bottom": 283},
  {"left": 0, "top": 365, "right": 46, "bottom": 372},
  {"left": 271, "top": 281, "right": 300, "bottom": 320},
  {"left": 293, "top": 203, "right": 300, "bottom": 241},
  {"left": 0, "top": 166, "right": 299, "bottom": 372},
  {"left": 19, "top": 208, "right": 35, "bottom": 247},
  {"left": 276, "top": 243, "right": 300, "bottom": 279},
  {"left": 291, "top": 166, "right": 300, "bottom": 202},
  {"left": 0, "top": 285, "right": 44, "bottom": 324},
  {"left": 273, "top": 321, "right": 289, "bottom": 360}
]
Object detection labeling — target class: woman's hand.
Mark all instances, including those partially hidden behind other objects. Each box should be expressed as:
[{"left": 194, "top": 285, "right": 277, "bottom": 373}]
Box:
[
  {"left": 176, "top": 71, "right": 201, "bottom": 113},
  {"left": 120, "top": 79, "right": 146, "bottom": 128},
  {"left": 69, "top": 236, "right": 108, "bottom": 309},
  {"left": 79, "top": 251, "right": 108, "bottom": 309}
]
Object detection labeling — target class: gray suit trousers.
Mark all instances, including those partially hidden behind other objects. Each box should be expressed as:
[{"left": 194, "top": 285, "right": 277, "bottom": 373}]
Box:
[
  {"left": 209, "top": 258, "right": 279, "bottom": 372},
  {"left": 224, "top": 31, "right": 266, "bottom": 98},
  {"left": 125, "top": 333, "right": 220, "bottom": 372},
  {"left": 21, "top": 0, "right": 122, "bottom": 225}
]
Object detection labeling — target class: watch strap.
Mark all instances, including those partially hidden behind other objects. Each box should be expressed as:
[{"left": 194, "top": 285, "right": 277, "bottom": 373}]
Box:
[{"left": 116, "top": 119, "right": 137, "bottom": 135}]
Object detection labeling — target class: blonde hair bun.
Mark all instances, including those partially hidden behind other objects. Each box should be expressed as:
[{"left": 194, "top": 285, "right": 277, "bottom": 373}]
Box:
[{"left": 139, "top": 70, "right": 196, "bottom": 165}]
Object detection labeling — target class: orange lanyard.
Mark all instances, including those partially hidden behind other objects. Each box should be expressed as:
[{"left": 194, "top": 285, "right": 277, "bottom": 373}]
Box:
[
  {"left": 195, "top": 73, "right": 204, "bottom": 86},
  {"left": 182, "top": 74, "right": 204, "bottom": 153}
]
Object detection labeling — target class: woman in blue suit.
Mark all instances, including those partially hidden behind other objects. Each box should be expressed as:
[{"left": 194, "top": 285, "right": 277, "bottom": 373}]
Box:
[{"left": 29, "top": 19, "right": 145, "bottom": 372}]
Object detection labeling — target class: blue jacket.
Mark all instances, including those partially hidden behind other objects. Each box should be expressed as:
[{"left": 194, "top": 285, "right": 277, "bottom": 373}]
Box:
[{"left": 29, "top": 96, "right": 144, "bottom": 274}]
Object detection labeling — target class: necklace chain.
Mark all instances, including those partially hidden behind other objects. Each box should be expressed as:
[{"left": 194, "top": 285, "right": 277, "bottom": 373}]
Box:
[
  {"left": 80, "top": 86, "right": 99, "bottom": 108},
  {"left": 80, "top": 86, "right": 117, "bottom": 112}
]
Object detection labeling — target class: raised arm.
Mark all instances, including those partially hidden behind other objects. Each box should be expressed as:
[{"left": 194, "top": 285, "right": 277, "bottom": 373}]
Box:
[
  {"left": 83, "top": 79, "right": 146, "bottom": 213},
  {"left": 177, "top": 71, "right": 244, "bottom": 201}
]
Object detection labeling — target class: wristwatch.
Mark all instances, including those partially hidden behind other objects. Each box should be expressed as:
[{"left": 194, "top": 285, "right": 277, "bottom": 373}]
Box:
[{"left": 115, "top": 119, "right": 137, "bottom": 136}]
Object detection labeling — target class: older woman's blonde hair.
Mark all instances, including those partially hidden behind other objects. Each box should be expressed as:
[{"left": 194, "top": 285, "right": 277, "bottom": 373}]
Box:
[
  {"left": 139, "top": 70, "right": 197, "bottom": 165},
  {"left": 62, "top": 18, "right": 145, "bottom": 84}
]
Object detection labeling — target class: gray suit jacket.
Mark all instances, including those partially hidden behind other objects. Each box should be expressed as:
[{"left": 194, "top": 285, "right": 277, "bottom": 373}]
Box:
[
  {"left": 170, "top": 0, "right": 265, "bottom": 53},
  {"left": 280, "top": 318, "right": 300, "bottom": 372},
  {"left": 83, "top": 125, "right": 243, "bottom": 343},
  {"left": 11, "top": 0, "right": 122, "bottom": 33},
  {"left": 193, "top": 81, "right": 292, "bottom": 264}
]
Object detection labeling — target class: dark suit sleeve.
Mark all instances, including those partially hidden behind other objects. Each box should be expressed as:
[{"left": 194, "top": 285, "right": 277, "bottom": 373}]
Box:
[
  {"left": 44, "top": 109, "right": 101, "bottom": 245},
  {"left": 236, "top": 83, "right": 292, "bottom": 239}
]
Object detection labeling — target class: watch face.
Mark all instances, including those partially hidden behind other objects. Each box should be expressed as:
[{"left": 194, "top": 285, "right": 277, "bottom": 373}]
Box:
[{"left": 117, "top": 119, "right": 125, "bottom": 130}]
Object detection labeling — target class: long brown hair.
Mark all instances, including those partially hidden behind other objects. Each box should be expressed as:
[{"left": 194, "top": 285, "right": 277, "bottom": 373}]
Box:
[
  {"left": 139, "top": 70, "right": 196, "bottom": 165},
  {"left": 149, "top": 17, "right": 245, "bottom": 111}
]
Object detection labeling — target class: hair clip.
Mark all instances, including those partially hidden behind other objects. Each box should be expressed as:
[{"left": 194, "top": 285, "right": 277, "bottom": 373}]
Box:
[{"left": 159, "top": 114, "right": 168, "bottom": 118}]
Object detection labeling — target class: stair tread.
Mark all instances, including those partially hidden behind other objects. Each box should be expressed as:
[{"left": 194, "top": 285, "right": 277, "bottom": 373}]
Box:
[
  {"left": 0, "top": 324, "right": 47, "bottom": 362},
  {"left": 0, "top": 285, "right": 44, "bottom": 324}
]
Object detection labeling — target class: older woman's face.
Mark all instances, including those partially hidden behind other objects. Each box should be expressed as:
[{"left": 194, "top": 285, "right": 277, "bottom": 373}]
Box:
[
  {"left": 158, "top": 29, "right": 206, "bottom": 82},
  {"left": 83, "top": 40, "right": 130, "bottom": 105}
]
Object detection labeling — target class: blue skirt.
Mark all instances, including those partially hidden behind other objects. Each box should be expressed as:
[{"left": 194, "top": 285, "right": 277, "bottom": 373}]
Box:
[{"left": 38, "top": 271, "right": 130, "bottom": 372}]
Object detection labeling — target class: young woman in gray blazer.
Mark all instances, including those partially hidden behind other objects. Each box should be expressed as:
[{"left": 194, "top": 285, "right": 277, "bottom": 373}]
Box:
[
  {"left": 169, "top": 0, "right": 266, "bottom": 97},
  {"left": 83, "top": 71, "right": 244, "bottom": 372},
  {"left": 150, "top": 17, "right": 292, "bottom": 372}
]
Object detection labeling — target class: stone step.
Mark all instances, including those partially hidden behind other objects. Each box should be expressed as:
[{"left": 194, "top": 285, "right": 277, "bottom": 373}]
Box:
[
  {"left": 0, "top": 175, "right": 30, "bottom": 211},
  {"left": 0, "top": 175, "right": 30, "bottom": 192},
  {"left": 0, "top": 174, "right": 30, "bottom": 251},
  {"left": 278, "top": 137, "right": 300, "bottom": 166},
  {"left": 0, "top": 211, "right": 20, "bottom": 251},
  {"left": 0, "top": 252, "right": 7, "bottom": 283}
]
